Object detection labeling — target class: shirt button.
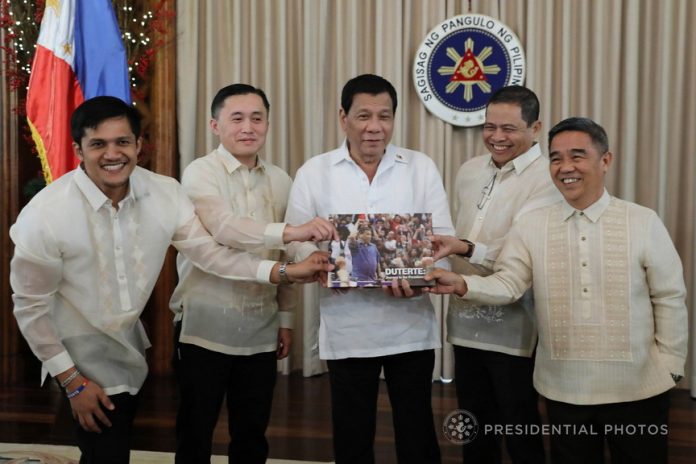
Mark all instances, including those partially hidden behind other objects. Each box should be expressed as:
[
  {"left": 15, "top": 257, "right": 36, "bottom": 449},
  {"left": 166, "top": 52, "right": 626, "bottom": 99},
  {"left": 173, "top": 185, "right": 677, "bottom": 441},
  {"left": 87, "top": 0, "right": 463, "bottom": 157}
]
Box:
[
  {"left": 582, "top": 262, "right": 587, "bottom": 267},
  {"left": 119, "top": 275, "right": 126, "bottom": 280},
  {"left": 582, "top": 288, "right": 588, "bottom": 293},
  {"left": 250, "top": 211, "right": 255, "bottom": 217},
  {"left": 581, "top": 236, "right": 587, "bottom": 241},
  {"left": 579, "top": 212, "right": 584, "bottom": 216}
]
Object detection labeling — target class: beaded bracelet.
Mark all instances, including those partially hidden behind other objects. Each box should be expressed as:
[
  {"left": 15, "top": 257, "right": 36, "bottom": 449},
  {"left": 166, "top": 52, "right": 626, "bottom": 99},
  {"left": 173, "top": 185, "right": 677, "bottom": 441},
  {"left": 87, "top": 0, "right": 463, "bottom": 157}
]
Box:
[
  {"left": 60, "top": 369, "right": 81, "bottom": 389},
  {"left": 66, "top": 379, "right": 89, "bottom": 399}
]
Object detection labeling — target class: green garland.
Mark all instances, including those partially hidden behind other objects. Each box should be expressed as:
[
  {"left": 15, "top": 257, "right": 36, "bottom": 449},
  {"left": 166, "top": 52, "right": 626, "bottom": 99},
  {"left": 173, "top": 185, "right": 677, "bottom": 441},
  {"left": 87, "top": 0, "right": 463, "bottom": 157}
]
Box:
[{"left": 1, "top": 0, "right": 174, "bottom": 100}]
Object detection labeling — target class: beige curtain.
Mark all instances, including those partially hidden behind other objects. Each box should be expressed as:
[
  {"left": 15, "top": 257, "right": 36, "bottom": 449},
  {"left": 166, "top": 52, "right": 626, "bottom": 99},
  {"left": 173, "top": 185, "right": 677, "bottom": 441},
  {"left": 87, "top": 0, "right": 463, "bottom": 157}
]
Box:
[{"left": 176, "top": 0, "right": 696, "bottom": 390}]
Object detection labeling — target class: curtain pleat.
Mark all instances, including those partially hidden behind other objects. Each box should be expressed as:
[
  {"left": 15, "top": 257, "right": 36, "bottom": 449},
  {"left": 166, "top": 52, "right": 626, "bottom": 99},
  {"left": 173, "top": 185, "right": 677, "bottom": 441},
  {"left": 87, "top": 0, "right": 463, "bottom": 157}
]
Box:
[{"left": 176, "top": 0, "right": 696, "bottom": 389}]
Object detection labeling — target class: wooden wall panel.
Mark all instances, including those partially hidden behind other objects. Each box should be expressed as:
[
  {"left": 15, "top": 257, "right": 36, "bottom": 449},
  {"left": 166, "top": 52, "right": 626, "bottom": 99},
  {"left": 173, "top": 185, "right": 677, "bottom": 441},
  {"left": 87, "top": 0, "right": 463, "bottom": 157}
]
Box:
[
  {"left": 142, "top": 0, "right": 178, "bottom": 377},
  {"left": 0, "top": 54, "right": 22, "bottom": 385},
  {"left": 0, "top": 35, "right": 45, "bottom": 385}
]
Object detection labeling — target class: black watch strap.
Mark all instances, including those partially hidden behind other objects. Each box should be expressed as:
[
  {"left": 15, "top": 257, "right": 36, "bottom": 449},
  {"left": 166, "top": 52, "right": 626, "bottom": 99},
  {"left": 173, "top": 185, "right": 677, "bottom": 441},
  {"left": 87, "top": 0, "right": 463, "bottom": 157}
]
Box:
[{"left": 459, "top": 239, "right": 474, "bottom": 258}]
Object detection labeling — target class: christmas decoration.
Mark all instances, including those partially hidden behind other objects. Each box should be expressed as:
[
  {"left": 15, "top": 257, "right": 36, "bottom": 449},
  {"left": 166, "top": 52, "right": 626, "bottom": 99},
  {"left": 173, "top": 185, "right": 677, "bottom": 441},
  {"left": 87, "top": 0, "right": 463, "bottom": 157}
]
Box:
[{"left": 1, "top": 0, "right": 175, "bottom": 105}]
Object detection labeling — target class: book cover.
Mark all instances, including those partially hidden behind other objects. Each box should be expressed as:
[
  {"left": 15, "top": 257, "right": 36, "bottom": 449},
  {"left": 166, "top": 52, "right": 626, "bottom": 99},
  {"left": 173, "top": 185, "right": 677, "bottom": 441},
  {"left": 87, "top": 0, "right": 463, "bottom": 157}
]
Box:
[{"left": 327, "top": 213, "right": 435, "bottom": 287}]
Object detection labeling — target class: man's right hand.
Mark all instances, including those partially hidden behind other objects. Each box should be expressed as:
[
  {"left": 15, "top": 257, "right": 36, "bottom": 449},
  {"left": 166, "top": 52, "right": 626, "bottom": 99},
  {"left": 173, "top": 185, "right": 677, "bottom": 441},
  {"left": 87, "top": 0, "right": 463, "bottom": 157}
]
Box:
[
  {"left": 423, "top": 268, "right": 468, "bottom": 297},
  {"left": 284, "top": 218, "right": 339, "bottom": 243},
  {"left": 431, "top": 234, "right": 470, "bottom": 261}
]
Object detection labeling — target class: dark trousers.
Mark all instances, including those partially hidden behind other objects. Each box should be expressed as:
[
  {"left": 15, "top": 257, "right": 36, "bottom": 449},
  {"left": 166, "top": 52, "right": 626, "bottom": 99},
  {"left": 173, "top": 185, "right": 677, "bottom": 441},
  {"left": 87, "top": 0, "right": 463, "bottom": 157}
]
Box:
[
  {"left": 454, "top": 346, "right": 545, "bottom": 464},
  {"left": 75, "top": 392, "right": 140, "bottom": 464},
  {"left": 545, "top": 391, "right": 670, "bottom": 464},
  {"left": 174, "top": 339, "right": 277, "bottom": 464},
  {"left": 327, "top": 350, "right": 441, "bottom": 464}
]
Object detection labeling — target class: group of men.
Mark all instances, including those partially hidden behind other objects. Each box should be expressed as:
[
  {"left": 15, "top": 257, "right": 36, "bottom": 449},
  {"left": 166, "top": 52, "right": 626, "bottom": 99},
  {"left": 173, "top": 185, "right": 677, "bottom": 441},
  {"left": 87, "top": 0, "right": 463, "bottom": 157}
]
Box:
[{"left": 9, "top": 74, "right": 687, "bottom": 464}]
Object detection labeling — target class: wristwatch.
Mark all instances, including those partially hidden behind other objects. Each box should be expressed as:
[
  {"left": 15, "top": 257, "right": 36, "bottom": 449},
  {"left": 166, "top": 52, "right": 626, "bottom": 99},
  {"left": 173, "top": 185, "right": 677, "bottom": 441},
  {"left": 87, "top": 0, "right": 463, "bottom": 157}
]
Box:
[
  {"left": 458, "top": 239, "right": 474, "bottom": 258},
  {"left": 279, "top": 262, "right": 291, "bottom": 285}
]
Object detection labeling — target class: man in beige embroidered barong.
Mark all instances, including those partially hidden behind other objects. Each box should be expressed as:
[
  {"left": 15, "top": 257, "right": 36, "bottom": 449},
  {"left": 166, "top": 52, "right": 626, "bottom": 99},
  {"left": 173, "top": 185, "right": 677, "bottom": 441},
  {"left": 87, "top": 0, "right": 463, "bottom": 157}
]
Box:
[
  {"left": 425, "top": 117, "right": 687, "bottom": 464},
  {"left": 432, "top": 85, "right": 560, "bottom": 464}
]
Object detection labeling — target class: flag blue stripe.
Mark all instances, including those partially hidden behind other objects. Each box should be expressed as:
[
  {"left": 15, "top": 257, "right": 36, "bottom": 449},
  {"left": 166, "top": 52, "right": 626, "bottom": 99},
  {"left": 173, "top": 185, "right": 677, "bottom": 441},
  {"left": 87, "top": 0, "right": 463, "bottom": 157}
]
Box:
[{"left": 73, "top": 0, "right": 131, "bottom": 103}]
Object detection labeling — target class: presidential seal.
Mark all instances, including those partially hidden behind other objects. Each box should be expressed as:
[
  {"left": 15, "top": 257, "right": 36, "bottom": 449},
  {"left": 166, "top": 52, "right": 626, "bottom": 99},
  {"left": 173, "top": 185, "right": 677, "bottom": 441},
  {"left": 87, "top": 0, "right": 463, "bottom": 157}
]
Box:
[{"left": 413, "top": 14, "right": 526, "bottom": 126}]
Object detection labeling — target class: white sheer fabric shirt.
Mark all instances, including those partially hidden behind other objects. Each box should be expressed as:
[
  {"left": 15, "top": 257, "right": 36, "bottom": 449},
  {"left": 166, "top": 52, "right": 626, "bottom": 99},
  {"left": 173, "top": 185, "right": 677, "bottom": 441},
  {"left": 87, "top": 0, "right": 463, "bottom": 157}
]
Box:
[
  {"left": 461, "top": 191, "right": 688, "bottom": 404},
  {"left": 285, "top": 142, "right": 455, "bottom": 360},
  {"left": 10, "top": 166, "right": 273, "bottom": 395},
  {"left": 449, "top": 144, "right": 562, "bottom": 357},
  {"left": 170, "top": 145, "right": 295, "bottom": 355}
]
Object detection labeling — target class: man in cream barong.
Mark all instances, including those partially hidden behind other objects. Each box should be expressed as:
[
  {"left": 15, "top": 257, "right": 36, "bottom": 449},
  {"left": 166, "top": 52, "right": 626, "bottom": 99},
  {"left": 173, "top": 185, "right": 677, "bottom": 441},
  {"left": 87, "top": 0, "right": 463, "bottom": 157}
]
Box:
[
  {"left": 170, "top": 83, "right": 338, "bottom": 464},
  {"left": 9, "top": 96, "right": 333, "bottom": 464},
  {"left": 426, "top": 117, "right": 687, "bottom": 464}
]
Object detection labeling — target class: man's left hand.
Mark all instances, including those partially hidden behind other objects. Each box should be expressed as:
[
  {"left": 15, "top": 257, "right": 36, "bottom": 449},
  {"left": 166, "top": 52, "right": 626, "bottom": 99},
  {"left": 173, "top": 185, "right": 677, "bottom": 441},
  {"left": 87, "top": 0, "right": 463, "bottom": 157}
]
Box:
[{"left": 286, "top": 251, "right": 334, "bottom": 285}]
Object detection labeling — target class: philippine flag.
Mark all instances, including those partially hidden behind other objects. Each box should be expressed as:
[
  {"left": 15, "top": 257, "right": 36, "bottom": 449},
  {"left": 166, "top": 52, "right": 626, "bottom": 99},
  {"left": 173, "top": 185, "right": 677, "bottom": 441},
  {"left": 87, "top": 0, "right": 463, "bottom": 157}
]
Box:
[{"left": 26, "top": 0, "right": 131, "bottom": 183}]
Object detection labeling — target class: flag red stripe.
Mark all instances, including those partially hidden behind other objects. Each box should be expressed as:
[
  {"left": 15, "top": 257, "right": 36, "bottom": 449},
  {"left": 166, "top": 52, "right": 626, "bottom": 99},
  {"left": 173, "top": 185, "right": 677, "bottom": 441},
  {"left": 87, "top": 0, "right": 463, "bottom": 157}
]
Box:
[{"left": 26, "top": 45, "right": 84, "bottom": 182}]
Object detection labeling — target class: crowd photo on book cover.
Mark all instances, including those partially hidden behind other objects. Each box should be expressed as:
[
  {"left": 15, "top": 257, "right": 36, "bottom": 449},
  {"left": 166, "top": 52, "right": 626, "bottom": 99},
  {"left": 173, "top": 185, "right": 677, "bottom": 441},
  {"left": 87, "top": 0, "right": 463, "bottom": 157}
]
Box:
[{"left": 327, "top": 213, "right": 435, "bottom": 287}]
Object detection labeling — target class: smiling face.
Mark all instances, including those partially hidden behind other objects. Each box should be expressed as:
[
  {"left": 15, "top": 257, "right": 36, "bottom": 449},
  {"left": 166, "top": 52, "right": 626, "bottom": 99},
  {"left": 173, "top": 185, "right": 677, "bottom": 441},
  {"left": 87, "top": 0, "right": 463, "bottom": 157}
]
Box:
[
  {"left": 211, "top": 93, "right": 269, "bottom": 167},
  {"left": 340, "top": 92, "right": 394, "bottom": 168},
  {"left": 73, "top": 116, "right": 141, "bottom": 206},
  {"left": 549, "top": 130, "right": 613, "bottom": 210},
  {"left": 483, "top": 102, "right": 541, "bottom": 167}
]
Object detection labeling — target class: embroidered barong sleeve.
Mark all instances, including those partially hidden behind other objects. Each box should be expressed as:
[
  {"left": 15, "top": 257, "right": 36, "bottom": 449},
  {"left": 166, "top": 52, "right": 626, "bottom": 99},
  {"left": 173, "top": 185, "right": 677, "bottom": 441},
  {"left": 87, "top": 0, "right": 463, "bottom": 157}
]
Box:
[
  {"left": 193, "top": 196, "right": 285, "bottom": 250},
  {"left": 276, "top": 241, "right": 297, "bottom": 330},
  {"left": 277, "top": 282, "right": 296, "bottom": 329},
  {"left": 182, "top": 157, "right": 285, "bottom": 251},
  {"left": 462, "top": 224, "right": 533, "bottom": 305},
  {"left": 470, "top": 179, "right": 560, "bottom": 269},
  {"left": 457, "top": 159, "right": 561, "bottom": 271},
  {"left": 171, "top": 188, "right": 275, "bottom": 284},
  {"left": 645, "top": 213, "right": 688, "bottom": 376},
  {"left": 10, "top": 209, "right": 74, "bottom": 377}
]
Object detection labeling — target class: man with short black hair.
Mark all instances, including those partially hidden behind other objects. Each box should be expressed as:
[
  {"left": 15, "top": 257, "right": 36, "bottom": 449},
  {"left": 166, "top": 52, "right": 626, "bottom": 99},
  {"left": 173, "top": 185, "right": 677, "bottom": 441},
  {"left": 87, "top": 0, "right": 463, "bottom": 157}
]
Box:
[
  {"left": 170, "top": 83, "right": 338, "bottom": 464},
  {"left": 431, "top": 85, "right": 560, "bottom": 463},
  {"left": 426, "top": 117, "right": 687, "bottom": 464},
  {"left": 10, "top": 95, "right": 332, "bottom": 464},
  {"left": 286, "top": 74, "right": 454, "bottom": 464}
]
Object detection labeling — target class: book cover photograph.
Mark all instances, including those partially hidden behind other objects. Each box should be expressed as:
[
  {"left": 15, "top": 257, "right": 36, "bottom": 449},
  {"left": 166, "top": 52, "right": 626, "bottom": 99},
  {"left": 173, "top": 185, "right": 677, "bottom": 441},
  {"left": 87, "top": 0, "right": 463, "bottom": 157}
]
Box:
[{"left": 327, "top": 213, "right": 436, "bottom": 288}]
